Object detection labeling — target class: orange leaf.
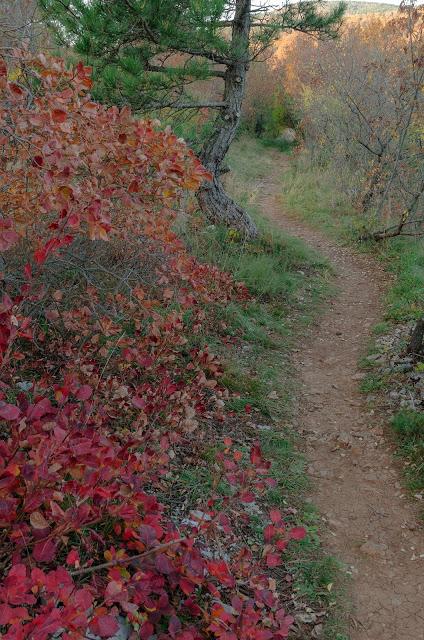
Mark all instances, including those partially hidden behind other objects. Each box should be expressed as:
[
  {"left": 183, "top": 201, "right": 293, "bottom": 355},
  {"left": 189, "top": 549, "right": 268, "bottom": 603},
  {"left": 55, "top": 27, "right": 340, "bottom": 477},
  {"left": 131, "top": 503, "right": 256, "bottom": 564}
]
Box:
[{"left": 58, "top": 185, "right": 74, "bottom": 200}]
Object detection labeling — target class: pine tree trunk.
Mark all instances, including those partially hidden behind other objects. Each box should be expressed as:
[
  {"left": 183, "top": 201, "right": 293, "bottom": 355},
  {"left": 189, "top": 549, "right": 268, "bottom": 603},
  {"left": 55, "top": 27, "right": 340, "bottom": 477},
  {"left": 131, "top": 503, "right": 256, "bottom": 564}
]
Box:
[{"left": 197, "top": 0, "right": 258, "bottom": 239}]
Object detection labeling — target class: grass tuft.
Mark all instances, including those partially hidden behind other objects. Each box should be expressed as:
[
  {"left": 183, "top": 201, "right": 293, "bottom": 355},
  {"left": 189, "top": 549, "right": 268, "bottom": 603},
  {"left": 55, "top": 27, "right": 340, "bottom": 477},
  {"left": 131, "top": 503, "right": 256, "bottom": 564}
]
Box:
[
  {"left": 391, "top": 411, "right": 424, "bottom": 493},
  {"left": 183, "top": 217, "right": 328, "bottom": 303},
  {"left": 260, "top": 137, "right": 297, "bottom": 153}
]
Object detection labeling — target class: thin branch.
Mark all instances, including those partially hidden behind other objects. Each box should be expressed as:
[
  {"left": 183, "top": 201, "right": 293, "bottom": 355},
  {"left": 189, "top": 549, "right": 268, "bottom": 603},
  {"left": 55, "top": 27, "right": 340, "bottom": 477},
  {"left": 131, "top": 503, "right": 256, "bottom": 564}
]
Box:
[
  {"left": 172, "top": 46, "right": 231, "bottom": 65},
  {"left": 71, "top": 537, "right": 186, "bottom": 577}
]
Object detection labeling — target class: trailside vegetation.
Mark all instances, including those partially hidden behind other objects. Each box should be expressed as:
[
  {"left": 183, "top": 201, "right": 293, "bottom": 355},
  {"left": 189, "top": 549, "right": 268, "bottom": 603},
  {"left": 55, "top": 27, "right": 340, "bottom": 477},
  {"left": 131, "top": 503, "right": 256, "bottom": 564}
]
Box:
[
  {"left": 282, "top": 1, "right": 423, "bottom": 241},
  {"left": 0, "top": 51, "right": 308, "bottom": 640}
]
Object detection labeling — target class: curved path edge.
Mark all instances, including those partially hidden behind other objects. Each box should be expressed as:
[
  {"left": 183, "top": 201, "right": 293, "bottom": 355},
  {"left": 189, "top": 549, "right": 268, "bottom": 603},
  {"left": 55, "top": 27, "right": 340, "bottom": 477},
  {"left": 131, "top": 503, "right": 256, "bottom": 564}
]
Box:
[{"left": 257, "top": 152, "right": 424, "bottom": 640}]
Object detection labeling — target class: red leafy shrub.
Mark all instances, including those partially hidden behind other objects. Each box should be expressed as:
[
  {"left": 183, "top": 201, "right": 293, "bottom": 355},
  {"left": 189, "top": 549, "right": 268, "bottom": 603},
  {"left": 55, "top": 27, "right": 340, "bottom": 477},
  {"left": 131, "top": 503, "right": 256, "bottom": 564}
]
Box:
[
  {"left": 0, "top": 51, "right": 305, "bottom": 639},
  {"left": 0, "top": 50, "right": 243, "bottom": 431}
]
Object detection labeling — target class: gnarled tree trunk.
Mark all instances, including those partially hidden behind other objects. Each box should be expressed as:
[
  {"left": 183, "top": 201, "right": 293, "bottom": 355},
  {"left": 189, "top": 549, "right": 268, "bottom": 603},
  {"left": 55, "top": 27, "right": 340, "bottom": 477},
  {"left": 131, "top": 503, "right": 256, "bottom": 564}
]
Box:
[{"left": 197, "top": 0, "right": 258, "bottom": 239}]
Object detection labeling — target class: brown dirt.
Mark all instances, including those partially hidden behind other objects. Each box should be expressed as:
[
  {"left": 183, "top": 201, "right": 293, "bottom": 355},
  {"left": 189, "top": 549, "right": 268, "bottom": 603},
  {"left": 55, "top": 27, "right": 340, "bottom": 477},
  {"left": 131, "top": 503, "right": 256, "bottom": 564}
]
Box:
[{"left": 258, "top": 153, "right": 424, "bottom": 639}]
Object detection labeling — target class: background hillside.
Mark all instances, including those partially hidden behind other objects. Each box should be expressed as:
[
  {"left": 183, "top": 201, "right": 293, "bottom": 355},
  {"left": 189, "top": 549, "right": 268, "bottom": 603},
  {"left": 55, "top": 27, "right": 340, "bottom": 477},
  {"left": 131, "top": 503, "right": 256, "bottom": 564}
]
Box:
[{"left": 325, "top": 1, "right": 398, "bottom": 14}]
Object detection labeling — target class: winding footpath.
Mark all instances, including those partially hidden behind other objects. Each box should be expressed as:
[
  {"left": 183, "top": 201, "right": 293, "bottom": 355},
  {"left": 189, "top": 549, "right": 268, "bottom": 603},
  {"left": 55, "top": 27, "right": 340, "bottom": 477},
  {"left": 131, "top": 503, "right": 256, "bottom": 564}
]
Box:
[{"left": 257, "top": 152, "right": 424, "bottom": 640}]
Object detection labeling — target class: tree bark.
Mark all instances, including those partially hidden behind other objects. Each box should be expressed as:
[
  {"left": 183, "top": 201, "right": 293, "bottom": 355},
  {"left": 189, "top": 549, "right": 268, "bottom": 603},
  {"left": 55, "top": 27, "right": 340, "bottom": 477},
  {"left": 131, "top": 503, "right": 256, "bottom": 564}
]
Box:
[
  {"left": 407, "top": 317, "right": 424, "bottom": 357},
  {"left": 360, "top": 155, "right": 385, "bottom": 212},
  {"left": 197, "top": 0, "right": 258, "bottom": 239}
]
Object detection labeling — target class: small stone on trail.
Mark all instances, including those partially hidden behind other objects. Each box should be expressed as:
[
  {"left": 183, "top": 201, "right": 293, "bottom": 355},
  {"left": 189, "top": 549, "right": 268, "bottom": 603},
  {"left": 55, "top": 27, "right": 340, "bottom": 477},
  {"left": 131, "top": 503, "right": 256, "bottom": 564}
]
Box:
[
  {"left": 182, "top": 510, "right": 212, "bottom": 527},
  {"left": 366, "top": 353, "right": 384, "bottom": 362},
  {"left": 256, "top": 423, "right": 272, "bottom": 431},
  {"left": 312, "top": 624, "right": 324, "bottom": 638},
  {"left": 337, "top": 431, "right": 354, "bottom": 447},
  {"left": 318, "top": 468, "right": 336, "bottom": 480},
  {"left": 360, "top": 541, "right": 388, "bottom": 558},
  {"left": 296, "top": 612, "right": 317, "bottom": 624},
  {"left": 364, "top": 471, "right": 380, "bottom": 482}
]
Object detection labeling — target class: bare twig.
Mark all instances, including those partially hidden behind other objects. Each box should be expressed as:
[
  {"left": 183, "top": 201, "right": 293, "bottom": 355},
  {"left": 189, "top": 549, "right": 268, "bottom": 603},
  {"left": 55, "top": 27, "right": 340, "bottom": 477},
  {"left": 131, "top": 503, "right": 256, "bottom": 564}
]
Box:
[{"left": 71, "top": 537, "right": 186, "bottom": 577}]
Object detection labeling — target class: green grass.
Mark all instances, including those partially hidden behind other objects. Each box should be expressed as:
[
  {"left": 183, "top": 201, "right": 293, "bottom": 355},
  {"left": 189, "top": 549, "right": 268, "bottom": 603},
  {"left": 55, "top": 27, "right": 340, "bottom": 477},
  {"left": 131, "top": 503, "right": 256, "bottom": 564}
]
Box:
[
  {"left": 372, "top": 321, "right": 391, "bottom": 336},
  {"left": 391, "top": 411, "right": 424, "bottom": 493},
  {"left": 184, "top": 220, "right": 327, "bottom": 303},
  {"left": 281, "top": 156, "right": 359, "bottom": 241},
  {"left": 281, "top": 153, "right": 424, "bottom": 322},
  {"left": 179, "top": 216, "right": 329, "bottom": 418},
  {"left": 260, "top": 137, "right": 297, "bottom": 154},
  {"left": 261, "top": 430, "right": 350, "bottom": 639},
  {"left": 359, "top": 373, "right": 388, "bottom": 394},
  {"left": 227, "top": 134, "right": 292, "bottom": 193},
  {"left": 383, "top": 239, "right": 424, "bottom": 322}
]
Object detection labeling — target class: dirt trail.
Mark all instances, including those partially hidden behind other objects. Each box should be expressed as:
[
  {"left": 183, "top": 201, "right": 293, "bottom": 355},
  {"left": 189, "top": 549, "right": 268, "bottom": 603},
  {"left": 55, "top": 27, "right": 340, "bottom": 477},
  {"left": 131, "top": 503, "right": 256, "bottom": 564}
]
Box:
[{"left": 258, "top": 153, "right": 424, "bottom": 640}]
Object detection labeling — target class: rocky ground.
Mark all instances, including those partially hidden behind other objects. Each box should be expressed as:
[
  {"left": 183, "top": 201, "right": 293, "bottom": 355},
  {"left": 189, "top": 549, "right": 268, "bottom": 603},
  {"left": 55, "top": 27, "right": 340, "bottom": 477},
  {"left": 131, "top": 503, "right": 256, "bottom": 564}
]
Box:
[{"left": 365, "top": 321, "right": 424, "bottom": 413}]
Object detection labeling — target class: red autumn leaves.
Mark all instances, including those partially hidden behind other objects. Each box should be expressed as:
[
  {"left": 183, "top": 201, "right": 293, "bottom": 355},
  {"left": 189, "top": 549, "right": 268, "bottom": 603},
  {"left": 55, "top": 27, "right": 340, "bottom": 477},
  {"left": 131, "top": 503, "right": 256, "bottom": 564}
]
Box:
[
  {"left": 0, "top": 51, "right": 211, "bottom": 262},
  {"left": 0, "top": 50, "right": 306, "bottom": 640}
]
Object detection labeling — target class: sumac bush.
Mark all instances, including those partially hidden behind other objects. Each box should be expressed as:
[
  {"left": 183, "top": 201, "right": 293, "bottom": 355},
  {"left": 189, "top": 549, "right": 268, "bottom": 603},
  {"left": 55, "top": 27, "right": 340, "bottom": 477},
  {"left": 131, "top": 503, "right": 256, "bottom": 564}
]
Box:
[{"left": 0, "top": 51, "right": 304, "bottom": 640}]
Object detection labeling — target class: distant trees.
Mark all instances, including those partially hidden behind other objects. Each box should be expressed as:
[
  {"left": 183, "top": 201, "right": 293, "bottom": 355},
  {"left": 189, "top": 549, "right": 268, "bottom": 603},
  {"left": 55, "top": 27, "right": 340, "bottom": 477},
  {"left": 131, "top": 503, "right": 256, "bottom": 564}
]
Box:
[
  {"left": 0, "top": 0, "right": 44, "bottom": 49},
  {"left": 282, "top": 1, "right": 424, "bottom": 240},
  {"left": 40, "top": 0, "right": 345, "bottom": 238},
  {"left": 241, "top": 55, "right": 299, "bottom": 140}
]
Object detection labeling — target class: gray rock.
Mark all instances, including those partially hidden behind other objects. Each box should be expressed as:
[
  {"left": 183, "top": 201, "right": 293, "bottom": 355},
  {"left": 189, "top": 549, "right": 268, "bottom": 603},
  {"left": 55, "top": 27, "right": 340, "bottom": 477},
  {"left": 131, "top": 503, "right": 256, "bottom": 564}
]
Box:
[
  {"left": 278, "top": 127, "right": 296, "bottom": 143},
  {"left": 366, "top": 353, "right": 384, "bottom": 363},
  {"left": 312, "top": 623, "right": 324, "bottom": 638},
  {"left": 182, "top": 510, "right": 212, "bottom": 527},
  {"left": 16, "top": 380, "right": 32, "bottom": 391},
  {"left": 256, "top": 423, "right": 272, "bottom": 431},
  {"left": 296, "top": 612, "right": 317, "bottom": 624},
  {"left": 353, "top": 372, "right": 366, "bottom": 380},
  {"left": 394, "top": 357, "right": 413, "bottom": 365},
  {"left": 391, "top": 363, "right": 414, "bottom": 373},
  {"left": 337, "top": 431, "right": 354, "bottom": 447}
]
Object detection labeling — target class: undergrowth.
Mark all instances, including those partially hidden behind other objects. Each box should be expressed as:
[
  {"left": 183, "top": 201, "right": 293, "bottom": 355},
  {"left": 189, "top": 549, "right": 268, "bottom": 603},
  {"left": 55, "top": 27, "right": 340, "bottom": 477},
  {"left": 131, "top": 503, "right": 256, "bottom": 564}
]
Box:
[
  {"left": 281, "top": 152, "right": 424, "bottom": 322},
  {"left": 1, "top": 55, "right": 325, "bottom": 640}
]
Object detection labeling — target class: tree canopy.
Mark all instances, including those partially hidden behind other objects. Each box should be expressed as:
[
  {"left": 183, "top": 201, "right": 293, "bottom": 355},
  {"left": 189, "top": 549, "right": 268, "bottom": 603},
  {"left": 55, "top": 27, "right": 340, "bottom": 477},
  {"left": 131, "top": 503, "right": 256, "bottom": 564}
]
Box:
[
  {"left": 40, "top": 0, "right": 345, "bottom": 237},
  {"left": 41, "top": 0, "right": 345, "bottom": 112}
]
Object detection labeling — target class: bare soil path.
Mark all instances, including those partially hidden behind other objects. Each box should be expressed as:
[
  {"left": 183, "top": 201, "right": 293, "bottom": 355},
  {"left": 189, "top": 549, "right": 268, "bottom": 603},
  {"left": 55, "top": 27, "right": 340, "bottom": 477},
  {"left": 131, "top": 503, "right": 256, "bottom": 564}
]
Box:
[{"left": 257, "top": 152, "right": 424, "bottom": 640}]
